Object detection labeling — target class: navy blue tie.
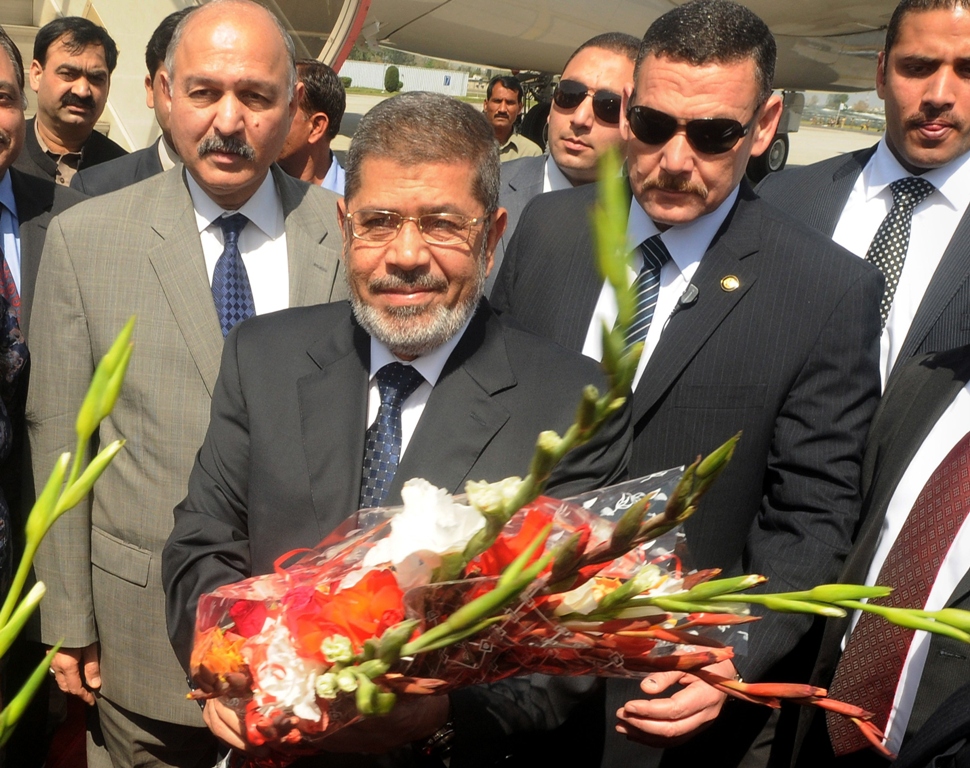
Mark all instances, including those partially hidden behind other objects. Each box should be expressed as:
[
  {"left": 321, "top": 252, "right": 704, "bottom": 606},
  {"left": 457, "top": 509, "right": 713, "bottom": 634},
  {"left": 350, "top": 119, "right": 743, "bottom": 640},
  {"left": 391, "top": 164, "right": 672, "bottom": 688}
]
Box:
[
  {"left": 211, "top": 213, "right": 256, "bottom": 337},
  {"left": 359, "top": 363, "right": 425, "bottom": 509},
  {"left": 623, "top": 234, "right": 671, "bottom": 353}
]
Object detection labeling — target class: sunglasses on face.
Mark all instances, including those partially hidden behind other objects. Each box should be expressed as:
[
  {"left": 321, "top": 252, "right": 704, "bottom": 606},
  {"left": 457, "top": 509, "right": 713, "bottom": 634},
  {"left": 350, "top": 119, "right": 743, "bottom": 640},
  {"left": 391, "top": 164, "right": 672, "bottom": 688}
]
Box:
[
  {"left": 626, "top": 105, "right": 760, "bottom": 155},
  {"left": 552, "top": 79, "right": 622, "bottom": 124}
]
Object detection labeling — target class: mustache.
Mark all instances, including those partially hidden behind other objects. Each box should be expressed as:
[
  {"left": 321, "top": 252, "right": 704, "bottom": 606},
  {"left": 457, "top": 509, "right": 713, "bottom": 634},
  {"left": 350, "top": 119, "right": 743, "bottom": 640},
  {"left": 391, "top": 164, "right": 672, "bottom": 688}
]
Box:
[
  {"left": 197, "top": 134, "right": 256, "bottom": 161},
  {"left": 368, "top": 272, "right": 448, "bottom": 293},
  {"left": 906, "top": 108, "right": 962, "bottom": 132},
  {"left": 61, "top": 92, "right": 96, "bottom": 110},
  {"left": 643, "top": 173, "right": 709, "bottom": 199}
]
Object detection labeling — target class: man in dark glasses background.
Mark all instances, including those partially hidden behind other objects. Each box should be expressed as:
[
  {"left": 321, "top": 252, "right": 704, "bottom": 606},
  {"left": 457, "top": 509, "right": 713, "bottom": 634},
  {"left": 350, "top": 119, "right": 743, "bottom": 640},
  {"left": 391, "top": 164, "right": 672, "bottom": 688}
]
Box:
[
  {"left": 492, "top": 1, "right": 884, "bottom": 765},
  {"left": 758, "top": 0, "right": 970, "bottom": 393},
  {"left": 488, "top": 32, "right": 637, "bottom": 291}
]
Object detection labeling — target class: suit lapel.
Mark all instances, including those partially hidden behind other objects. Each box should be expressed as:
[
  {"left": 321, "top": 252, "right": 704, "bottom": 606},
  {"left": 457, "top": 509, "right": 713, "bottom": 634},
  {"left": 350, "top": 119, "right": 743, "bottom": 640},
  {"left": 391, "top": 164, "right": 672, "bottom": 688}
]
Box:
[
  {"left": 10, "top": 169, "right": 55, "bottom": 334},
  {"left": 275, "top": 166, "right": 342, "bottom": 306},
  {"left": 631, "top": 192, "right": 760, "bottom": 425},
  {"left": 816, "top": 147, "right": 874, "bottom": 236},
  {"left": 391, "top": 305, "right": 514, "bottom": 498},
  {"left": 145, "top": 169, "right": 225, "bottom": 396},
  {"left": 299, "top": 315, "right": 370, "bottom": 528}
]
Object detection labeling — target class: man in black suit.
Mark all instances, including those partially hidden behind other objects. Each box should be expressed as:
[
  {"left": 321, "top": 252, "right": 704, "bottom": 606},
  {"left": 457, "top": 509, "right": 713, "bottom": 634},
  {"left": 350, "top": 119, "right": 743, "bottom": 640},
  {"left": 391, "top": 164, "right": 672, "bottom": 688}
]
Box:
[
  {"left": 757, "top": 0, "right": 970, "bottom": 388},
  {"left": 0, "top": 24, "right": 84, "bottom": 768},
  {"left": 791, "top": 343, "right": 970, "bottom": 766},
  {"left": 14, "top": 17, "right": 125, "bottom": 185},
  {"left": 162, "top": 92, "right": 630, "bottom": 766},
  {"left": 71, "top": 9, "right": 191, "bottom": 196},
  {"left": 491, "top": 32, "right": 638, "bottom": 291},
  {"left": 491, "top": 1, "right": 883, "bottom": 765}
]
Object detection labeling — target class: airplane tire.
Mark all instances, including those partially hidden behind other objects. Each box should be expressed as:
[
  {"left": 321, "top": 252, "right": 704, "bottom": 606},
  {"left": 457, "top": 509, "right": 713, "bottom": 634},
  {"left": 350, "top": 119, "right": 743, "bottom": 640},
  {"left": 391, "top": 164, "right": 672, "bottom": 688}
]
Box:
[{"left": 746, "top": 132, "right": 789, "bottom": 182}]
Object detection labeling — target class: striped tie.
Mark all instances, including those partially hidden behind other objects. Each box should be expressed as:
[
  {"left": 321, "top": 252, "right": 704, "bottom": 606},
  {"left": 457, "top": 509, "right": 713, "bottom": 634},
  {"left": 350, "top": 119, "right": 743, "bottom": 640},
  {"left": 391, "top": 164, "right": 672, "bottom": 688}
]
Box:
[{"left": 623, "top": 234, "right": 671, "bottom": 353}]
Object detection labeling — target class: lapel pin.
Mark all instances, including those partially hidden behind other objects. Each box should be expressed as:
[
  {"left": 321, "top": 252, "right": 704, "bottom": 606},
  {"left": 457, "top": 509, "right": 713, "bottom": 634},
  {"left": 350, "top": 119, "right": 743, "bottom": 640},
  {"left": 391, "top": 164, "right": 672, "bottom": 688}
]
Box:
[{"left": 721, "top": 275, "right": 740, "bottom": 292}]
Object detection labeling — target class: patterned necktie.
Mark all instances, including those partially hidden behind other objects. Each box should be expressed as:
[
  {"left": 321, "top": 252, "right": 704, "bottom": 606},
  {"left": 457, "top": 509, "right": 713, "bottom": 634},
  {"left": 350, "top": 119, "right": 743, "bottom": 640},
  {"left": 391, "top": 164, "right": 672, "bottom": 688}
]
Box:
[
  {"left": 0, "top": 244, "right": 19, "bottom": 320},
  {"left": 359, "top": 362, "right": 425, "bottom": 509},
  {"left": 865, "top": 177, "right": 935, "bottom": 329},
  {"left": 211, "top": 213, "right": 256, "bottom": 337},
  {"left": 621, "top": 234, "right": 672, "bottom": 353},
  {"left": 826, "top": 430, "right": 970, "bottom": 755}
]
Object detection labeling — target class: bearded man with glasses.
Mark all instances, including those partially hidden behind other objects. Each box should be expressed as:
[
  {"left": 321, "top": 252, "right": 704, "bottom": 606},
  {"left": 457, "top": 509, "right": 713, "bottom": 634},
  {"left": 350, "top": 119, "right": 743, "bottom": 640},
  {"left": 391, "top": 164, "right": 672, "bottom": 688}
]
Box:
[
  {"left": 489, "top": 32, "right": 638, "bottom": 291},
  {"left": 163, "top": 90, "right": 630, "bottom": 768},
  {"left": 492, "top": 2, "right": 884, "bottom": 765}
]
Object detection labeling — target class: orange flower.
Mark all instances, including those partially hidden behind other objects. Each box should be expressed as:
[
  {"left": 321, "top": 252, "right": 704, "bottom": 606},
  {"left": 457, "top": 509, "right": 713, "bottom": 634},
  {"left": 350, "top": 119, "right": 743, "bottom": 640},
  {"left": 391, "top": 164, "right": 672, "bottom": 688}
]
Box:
[
  {"left": 191, "top": 627, "right": 247, "bottom": 677},
  {"left": 471, "top": 506, "right": 555, "bottom": 577}
]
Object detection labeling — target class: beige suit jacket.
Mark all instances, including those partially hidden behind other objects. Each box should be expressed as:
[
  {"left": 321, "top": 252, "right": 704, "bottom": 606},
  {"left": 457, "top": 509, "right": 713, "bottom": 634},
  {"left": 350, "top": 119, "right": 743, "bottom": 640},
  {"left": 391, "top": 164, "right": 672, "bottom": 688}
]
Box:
[{"left": 27, "top": 164, "right": 348, "bottom": 725}]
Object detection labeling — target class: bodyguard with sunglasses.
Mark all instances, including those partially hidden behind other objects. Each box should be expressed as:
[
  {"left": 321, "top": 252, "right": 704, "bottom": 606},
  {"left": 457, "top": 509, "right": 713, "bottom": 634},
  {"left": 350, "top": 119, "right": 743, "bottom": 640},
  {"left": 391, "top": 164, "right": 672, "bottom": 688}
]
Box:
[
  {"left": 491, "top": 2, "right": 883, "bottom": 765},
  {"left": 490, "top": 33, "right": 637, "bottom": 291}
]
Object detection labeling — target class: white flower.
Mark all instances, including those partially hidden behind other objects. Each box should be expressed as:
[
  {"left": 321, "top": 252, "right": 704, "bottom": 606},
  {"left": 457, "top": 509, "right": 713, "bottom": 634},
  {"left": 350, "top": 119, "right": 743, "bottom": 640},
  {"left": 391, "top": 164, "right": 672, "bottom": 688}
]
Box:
[
  {"left": 336, "top": 668, "right": 359, "bottom": 692},
  {"left": 360, "top": 479, "right": 486, "bottom": 588},
  {"left": 315, "top": 672, "right": 339, "bottom": 700},
  {"left": 245, "top": 620, "right": 326, "bottom": 721},
  {"left": 466, "top": 476, "right": 524, "bottom": 514},
  {"left": 321, "top": 635, "right": 353, "bottom": 664}
]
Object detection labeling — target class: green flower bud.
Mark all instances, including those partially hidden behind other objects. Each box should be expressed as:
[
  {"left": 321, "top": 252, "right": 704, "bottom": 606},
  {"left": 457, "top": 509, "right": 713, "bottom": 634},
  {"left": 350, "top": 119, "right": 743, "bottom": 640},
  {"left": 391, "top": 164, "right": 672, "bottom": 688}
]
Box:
[
  {"left": 315, "top": 673, "right": 339, "bottom": 700},
  {"left": 336, "top": 668, "right": 358, "bottom": 693},
  {"left": 321, "top": 635, "right": 354, "bottom": 665}
]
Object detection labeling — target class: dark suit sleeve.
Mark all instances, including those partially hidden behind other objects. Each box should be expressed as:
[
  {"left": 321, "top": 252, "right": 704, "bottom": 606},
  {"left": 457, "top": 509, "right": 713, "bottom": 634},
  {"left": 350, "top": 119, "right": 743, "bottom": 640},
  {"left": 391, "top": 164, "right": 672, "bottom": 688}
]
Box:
[
  {"left": 69, "top": 173, "right": 87, "bottom": 194},
  {"left": 489, "top": 195, "right": 539, "bottom": 315},
  {"left": 162, "top": 325, "right": 253, "bottom": 671},
  {"left": 738, "top": 265, "right": 883, "bottom": 681}
]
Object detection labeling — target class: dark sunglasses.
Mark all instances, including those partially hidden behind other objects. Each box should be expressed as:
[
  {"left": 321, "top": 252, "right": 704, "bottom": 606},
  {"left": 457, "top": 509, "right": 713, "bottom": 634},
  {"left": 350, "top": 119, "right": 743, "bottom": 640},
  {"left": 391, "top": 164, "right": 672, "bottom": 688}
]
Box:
[
  {"left": 552, "top": 79, "right": 622, "bottom": 124},
  {"left": 626, "top": 105, "right": 759, "bottom": 155}
]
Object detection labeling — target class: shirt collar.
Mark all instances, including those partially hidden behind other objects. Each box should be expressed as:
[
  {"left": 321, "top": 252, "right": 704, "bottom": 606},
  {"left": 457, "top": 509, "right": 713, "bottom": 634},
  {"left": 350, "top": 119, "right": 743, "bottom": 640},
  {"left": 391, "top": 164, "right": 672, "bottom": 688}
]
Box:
[
  {"left": 321, "top": 152, "right": 345, "bottom": 194},
  {"left": 368, "top": 311, "right": 475, "bottom": 386},
  {"left": 543, "top": 154, "right": 573, "bottom": 193},
  {"left": 0, "top": 171, "right": 17, "bottom": 219},
  {"left": 158, "top": 137, "right": 180, "bottom": 172},
  {"left": 34, "top": 118, "right": 81, "bottom": 159},
  {"left": 626, "top": 184, "right": 739, "bottom": 273},
  {"left": 186, "top": 170, "right": 283, "bottom": 238},
  {"left": 864, "top": 138, "right": 970, "bottom": 213}
]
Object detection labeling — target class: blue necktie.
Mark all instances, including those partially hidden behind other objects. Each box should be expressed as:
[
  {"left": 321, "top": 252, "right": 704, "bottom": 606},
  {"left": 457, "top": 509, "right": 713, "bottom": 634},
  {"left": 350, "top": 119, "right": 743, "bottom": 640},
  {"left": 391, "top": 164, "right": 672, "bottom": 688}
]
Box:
[
  {"left": 211, "top": 213, "right": 256, "bottom": 337},
  {"left": 623, "top": 234, "right": 671, "bottom": 353},
  {"left": 359, "top": 363, "right": 425, "bottom": 509}
]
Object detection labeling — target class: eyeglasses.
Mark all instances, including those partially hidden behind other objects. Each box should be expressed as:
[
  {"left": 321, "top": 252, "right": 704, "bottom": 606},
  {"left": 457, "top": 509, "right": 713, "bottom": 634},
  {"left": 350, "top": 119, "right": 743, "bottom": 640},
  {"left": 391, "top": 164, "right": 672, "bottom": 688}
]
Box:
[
  {"left": 552, "top": 79, "right": 622, "bottom": 124},
  {"left": 345, "top": 210, "right": 487, "bottom": 245},
  {"left": 626, "top": 105, "right": 760, "bottom": 155}
]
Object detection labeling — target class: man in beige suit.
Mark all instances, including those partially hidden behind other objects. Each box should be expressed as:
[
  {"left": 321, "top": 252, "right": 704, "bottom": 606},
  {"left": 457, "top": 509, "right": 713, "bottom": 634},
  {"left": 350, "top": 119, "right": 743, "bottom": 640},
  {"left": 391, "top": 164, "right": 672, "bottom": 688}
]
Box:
[{"left": 26, "top": 2, "right": 347, "bottom": 766}]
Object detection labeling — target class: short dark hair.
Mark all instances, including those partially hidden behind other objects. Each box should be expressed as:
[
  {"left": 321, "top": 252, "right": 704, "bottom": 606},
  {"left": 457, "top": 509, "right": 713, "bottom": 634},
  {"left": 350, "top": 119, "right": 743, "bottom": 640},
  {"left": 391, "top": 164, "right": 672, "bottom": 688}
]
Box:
[
  {"left": 0, "top": 25, "right": 25, "bottom": 107},
  {"left": 146, "top": 8, "right": 194, "bottom": 79},
  {"left": 346, "top": 91, "right": 500, "bottom": 215},
  {"left": 634, "top": 0, "right": 776, "bottom": 105},
  {"left": 563, "top": 32, "right": 640, "bottom": 71},
  {"left": 885, "top": 0, "right": 970, "bottom": 55},
  {"left": 33, "top": 17, "right": 118, "bottom": 73},
  {"left": 296, "top": 58, "right": 345, "bottom": 140},
  {"left": 486, "top": 75, "right": 523, "bottom": 102}
]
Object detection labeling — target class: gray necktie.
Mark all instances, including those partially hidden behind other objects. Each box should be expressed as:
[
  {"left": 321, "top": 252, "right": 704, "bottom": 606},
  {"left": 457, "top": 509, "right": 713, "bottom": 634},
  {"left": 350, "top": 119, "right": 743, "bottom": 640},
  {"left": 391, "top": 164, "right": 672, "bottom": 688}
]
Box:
[{"left": 865, "top": 176, "right": 935, "bottom": 328}]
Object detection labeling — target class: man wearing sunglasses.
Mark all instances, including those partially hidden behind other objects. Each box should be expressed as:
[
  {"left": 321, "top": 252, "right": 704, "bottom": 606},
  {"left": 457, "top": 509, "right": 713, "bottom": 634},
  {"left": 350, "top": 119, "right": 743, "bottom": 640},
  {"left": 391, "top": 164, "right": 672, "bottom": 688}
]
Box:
[
  {"left": 492, "top": 1, "right": 883, "bottom": 765},
  {"left": 758, "top": 0, "right": 970, "bottom": 392},
  {"left": 490, "top": 32, "right": 637, "bottom": 291}
]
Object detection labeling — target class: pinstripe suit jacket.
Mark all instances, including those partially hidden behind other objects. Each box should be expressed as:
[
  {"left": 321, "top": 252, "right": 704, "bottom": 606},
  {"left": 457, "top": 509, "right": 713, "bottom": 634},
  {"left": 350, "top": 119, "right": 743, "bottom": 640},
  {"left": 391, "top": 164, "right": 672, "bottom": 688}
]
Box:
[
  {"left": 27, "top": 164, "right": 348, "bottom": 726},
  {"left": 756, "top": 144, "right": 970, "bottom": 383},
  {"left": 488, "top": 155, "right": 545, "bottom": 295},
  {"left": 492, "top": 181, "right": 884, "bottom": 764}
]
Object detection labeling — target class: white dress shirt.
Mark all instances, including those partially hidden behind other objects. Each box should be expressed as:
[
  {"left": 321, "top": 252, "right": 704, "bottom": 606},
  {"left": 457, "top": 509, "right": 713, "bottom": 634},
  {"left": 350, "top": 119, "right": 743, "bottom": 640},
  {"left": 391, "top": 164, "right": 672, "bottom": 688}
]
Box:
[
  {"left": 542, "top": 154, "right": 574, "bottom": 194},
  {"left": 157, "top": 137, "right": 179, "bottom": 172},
  {"left": 847, "top": 382, "right": 970, "bottom": 753},
  {"left": 581, "top": 187, "right": 739, "bottom": 389},
  {"left": 832, "top": 141, "right": 970, "bottom": 387},
  {"left": 0, "top": 172, "right": 21, "bottom": 293},
  {"left": 366, "top": 315, "right": 473, "bottom": 456},
  {"left": 187, "top": 171, "right": 289, "bottom": 315},
  {"left": 321, "top": 152, "right": 345, "bottom": 195}
]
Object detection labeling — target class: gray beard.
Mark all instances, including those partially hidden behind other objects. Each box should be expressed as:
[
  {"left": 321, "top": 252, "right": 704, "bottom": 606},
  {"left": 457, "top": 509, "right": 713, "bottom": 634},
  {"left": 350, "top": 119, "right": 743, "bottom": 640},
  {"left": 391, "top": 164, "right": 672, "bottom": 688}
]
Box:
[{"left": 348, "top": 256, "right": 487, "bottom": 359}]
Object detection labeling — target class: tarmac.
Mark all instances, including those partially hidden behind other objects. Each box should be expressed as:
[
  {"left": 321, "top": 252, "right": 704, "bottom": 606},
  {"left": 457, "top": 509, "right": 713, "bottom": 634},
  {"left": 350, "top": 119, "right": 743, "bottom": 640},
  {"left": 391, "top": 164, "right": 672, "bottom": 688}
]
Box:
[{"left": 333, "top": 93, "right": 882, "bottom": 169}]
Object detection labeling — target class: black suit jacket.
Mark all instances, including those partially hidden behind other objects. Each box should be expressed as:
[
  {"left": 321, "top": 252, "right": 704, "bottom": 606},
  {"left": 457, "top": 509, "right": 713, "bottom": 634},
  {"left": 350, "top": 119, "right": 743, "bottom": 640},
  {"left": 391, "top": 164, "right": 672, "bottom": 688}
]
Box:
[
  {"left": 491, "top": 181, "right": 884, "bottom": 765},
  {"left": 70, "top": 138, "right": 166, "bottom": 196},
  {"left": 757, "top": 145, "right": 970, "bottom": 380},
  {"left": 891, "top": 682, "right": 970, "bottom": 768},
  {"left": 13, "top": 116, "right": 127, "bottom": 184},
  {"left": 794, "top": 345, "right": 970, "bottom": 767},
  {"left": 163, "top": 300, "right": 631, "bottom": 766}
]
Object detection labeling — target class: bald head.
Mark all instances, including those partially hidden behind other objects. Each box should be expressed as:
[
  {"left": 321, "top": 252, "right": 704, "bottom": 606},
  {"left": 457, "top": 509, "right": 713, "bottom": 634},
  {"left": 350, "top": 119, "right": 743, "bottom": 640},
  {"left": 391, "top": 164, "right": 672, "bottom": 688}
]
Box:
[{"left": 160, "top": 0, "right": 301, "bottom": 209}]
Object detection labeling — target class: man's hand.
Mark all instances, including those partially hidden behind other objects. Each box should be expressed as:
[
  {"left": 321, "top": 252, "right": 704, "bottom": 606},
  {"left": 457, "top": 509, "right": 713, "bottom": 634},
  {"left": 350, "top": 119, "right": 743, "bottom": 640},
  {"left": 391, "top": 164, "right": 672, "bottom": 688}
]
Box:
[
  {"left": 203, "top": 698, "right": 264, "bottom": 754},
  {"left": 322, "top": 694, "right": 450, "bottom": 754},
  {"left": 615, "top": 659, "right": 737, "bottom": 748},
  {"left": 50, "top": 643, "right": 101, "bottom": 705}
]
